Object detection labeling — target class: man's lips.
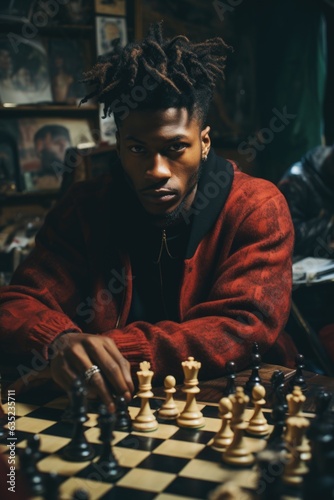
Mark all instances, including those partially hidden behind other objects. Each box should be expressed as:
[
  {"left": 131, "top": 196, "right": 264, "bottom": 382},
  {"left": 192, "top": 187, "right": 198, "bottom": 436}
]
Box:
[{"left": 140, "top": 188, "right": 178, "bottom": 204}]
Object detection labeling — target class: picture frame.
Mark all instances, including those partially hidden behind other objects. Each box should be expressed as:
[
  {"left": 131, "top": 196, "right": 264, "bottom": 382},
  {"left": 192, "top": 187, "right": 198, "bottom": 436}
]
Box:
[
  {"left": 17, "top": 117, "right": 94, "bottom": 192},
  {"left": 95, "top": 15, "right": 127, "bottom": 56},
  {"left": 94, "top": 0, "right": 126, "bottom": 17},
  {"left": 0, "top": 36, "right": 52, "bottom": 105}
]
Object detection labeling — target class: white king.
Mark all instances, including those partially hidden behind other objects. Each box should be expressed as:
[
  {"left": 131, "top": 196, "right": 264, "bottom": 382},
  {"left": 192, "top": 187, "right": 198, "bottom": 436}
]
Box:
[{"left": 137, "top": 361, "right": 154, "bottom": 391}]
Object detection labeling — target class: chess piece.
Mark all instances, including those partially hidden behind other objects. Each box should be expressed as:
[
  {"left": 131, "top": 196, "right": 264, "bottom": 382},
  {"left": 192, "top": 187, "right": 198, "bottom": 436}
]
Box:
[
  {"left": 245, "top": 342, "right": 262, "bottom": 396},
  {"left": 289, "top": 354, "right": 307, "bottom": 392},
  {"left": 19, "top": 446, "right": 44, "bottom": 496},
  {"left": 177, "top": 357, "right": 205, "bottom": 429},
  {"left": 222, "top": 386, "right": 255, "bottom": 466},
  {"left": 72, "top": 489, "right": 90, "bottom": 499},
  {"left": 247, "top": 385, "right": 269, "bottom": 437},
  {"left": 283, "top": 416, "right": 310, "bottom": 486},
  {"left": 158, "top": 375, "right": 180, "bottom": 420},
  {"left": 303, "top": 389, "right": 334, "bottom": 500},
  {"left": 96, "top": 404, "right": 122, "bottom": 481},
  {"left": 285, "top": 386, "right": 311, "bottom": 461},
  {"left": 287, "top": 386, "right": 305, "bottom": 417},
  {"left": 115, "top": 395, "right": 132, "bottom": 431},
  {"left": 27, "top": 434, "right": 42, "bottom": 462},
  {"left": 211, "top": 397, "right": 234, "bottom": 452},
  {"left": 267, "top": 403, "right": 287, "bottom": 452},
  {"left": 44, "top": 472, "right": 59, "bottom": 500},
  {"left": 223, "top": 361, "right": 236, "bottom": 396},
  {"left": 270, "top": 369, "right": 288, "bottom": 413},
  {"left": 62, "top": 378, "right": 95, "bottom": 461},
  {"left": 256, "top": 448, "right": 284, "bottom": 500},
  {"left": 132, "top": 361, "right": 158, "bottom": 431}
]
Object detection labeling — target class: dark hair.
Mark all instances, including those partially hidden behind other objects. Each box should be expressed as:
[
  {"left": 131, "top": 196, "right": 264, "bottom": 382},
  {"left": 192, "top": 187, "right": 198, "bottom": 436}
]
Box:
[
  {"left": 34, "top": 125, "right": 71, "bottom": 143},
  {"left": 81, "top": 22, "right": 231, "bottom": 127}
]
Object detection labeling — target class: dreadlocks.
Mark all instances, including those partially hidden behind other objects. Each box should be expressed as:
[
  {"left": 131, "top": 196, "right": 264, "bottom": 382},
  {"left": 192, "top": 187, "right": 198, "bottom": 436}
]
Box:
[{"left": 82, "top": 22, "right": 231, "bottom": 126}]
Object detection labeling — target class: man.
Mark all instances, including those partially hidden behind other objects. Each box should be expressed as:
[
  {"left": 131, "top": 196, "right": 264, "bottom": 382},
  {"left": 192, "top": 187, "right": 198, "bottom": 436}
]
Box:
[
  {"left": 0, "top": 23, "right": 296, "bottom": 412},
  {"left": 278, "top": 144, "right": 334, "bottom": 258}
]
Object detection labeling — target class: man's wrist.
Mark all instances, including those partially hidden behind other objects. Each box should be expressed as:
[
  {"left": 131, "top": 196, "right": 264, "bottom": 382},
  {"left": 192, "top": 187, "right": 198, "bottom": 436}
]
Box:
[{"left": 47, "top": 330, "right": 79, "bottom": 360}]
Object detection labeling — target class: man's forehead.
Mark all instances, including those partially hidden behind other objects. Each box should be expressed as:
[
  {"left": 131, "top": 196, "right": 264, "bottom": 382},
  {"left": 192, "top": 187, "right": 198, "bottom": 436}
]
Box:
[{"left": 119, "top": 107, "right": 200, "bottom": 138}]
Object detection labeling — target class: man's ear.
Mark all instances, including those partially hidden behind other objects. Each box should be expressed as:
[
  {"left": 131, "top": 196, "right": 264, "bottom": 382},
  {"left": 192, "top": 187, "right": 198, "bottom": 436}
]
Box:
[
  {"left": 116, "top": 130, "right": 120, "bottom": 156},
  {"left": 201, "top": 126, "right": 211, "bottom": 157}
]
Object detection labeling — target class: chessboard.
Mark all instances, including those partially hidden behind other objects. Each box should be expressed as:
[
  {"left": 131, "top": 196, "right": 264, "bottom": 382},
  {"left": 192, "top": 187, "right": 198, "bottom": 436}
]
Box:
[{"left": 0, "top": 390, "right": 318, "bottom": 500}]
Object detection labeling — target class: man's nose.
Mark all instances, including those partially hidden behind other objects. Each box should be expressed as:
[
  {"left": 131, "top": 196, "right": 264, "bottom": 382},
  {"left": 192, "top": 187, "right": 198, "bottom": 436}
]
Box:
[{"left": 145, "top": 153, "right": 171, "bottom": 181}]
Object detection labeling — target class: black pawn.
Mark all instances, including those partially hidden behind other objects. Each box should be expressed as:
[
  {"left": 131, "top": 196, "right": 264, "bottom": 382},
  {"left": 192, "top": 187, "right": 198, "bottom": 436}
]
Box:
[
  {"left": 115, "top": 396, "right": 132, "bottom": 431},
  {"left": 256, "top": 448, "right": 284, "bottom": 500},
  {"left": 73, "top": 489, "right": 90, "bottom": 500},
  {"left": 270, "top": 369, "right": 288, "bottom": 413},
  {"left": 289, "top": 353, "right": 306, "bottom": 392},
  {"left": 97, "top": 404, "right": 122, "bottom": 481},
  {"left": 267, "top": 404, "right": 287, "bottom": 452},
  {"left": 223, "top": 361, "right": 236, "bottom": 396},
  {"left": 245, "top": 342, "right": 262, "bottom": 395},
  {"left": 62, "top": 378, "right": 95, "bottom": 462},
  {"left": 19, "top": 446, "right": 44, "bottom": 496},
  {"left": 27, "top": 434, "right": 42, "bottom": 462},
  {"left": 44, "top": 472, "right": 59, "bottom": 500}
]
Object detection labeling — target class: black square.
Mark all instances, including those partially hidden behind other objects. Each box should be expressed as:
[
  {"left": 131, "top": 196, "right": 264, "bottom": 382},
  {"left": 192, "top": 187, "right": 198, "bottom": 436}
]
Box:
[
  {"left": 171, "top": 428, "right": 215, "bottom": 445},
  {"left": 25, "top": 407, "right": 64, "bottom": 421},
  {"left": 201, "top": 405, "right": 219, "bottom": 418},
  {"left": 137, "top": 454, "right": 189, "bottom": 474},
  {"left": 99, "top": 486, "right": 156, "bottom": 500},
  {"left": 116, "top": 434, "right": 164, "bottom": 452},
  {"left": 196, "top": 445, "right": 222, "bottom": 462},
  {"left": 165, "top": 476, "right": 221, "bottom": 499}
]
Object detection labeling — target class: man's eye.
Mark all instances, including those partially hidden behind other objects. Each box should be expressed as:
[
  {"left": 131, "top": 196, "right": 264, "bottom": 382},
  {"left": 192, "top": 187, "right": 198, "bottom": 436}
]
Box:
[
  {"left": 169, "top": 143, "right": 187, "bottom": 152},
  {"left": 129, "top": 145, "right": 145, "bottom": 153}
]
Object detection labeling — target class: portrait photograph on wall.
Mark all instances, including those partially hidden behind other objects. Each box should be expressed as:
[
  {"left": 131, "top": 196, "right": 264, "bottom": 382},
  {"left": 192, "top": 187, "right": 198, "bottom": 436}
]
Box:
[
  {"left": 17, "top": 117, "right": 94, "bottom": 191},
  {"left": 96, "top": 15, "right": 127, "bottom": 56},
  {"left": 0, "top": 36, "right": 52, "bottom": 105}
]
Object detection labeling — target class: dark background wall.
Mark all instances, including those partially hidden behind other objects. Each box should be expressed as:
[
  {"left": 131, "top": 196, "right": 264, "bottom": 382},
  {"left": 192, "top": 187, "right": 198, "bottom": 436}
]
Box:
[{"left": 141, "top": 0, "right": 334, "bottom": 183}]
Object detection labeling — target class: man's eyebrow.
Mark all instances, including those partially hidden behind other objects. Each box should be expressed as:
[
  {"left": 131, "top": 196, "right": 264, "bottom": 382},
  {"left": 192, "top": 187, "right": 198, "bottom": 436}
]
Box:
[{"left": 124, "top": 134, "right": 189, "bottom": 143}]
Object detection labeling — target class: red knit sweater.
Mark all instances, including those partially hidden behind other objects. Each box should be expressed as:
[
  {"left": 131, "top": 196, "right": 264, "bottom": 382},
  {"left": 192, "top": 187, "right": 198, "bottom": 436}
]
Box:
[{"left": 0, "top": 161, "right": 296, "bottom": 384}]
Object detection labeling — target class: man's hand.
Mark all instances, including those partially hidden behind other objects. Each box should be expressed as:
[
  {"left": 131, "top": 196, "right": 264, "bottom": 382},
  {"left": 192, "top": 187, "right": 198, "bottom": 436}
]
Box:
[{"left": 50, "top": 333, "right": 134, "bottom": 412}]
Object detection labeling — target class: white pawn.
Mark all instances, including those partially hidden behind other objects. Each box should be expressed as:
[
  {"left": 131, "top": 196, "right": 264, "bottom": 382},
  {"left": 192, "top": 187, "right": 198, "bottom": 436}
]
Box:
[
  {"left": 177, "top": 357, "right": 205, "bottom": 429},
  {"left": 247, "top": 385, "right": 269, "bottom": 437},
  {"left": 158, "top": 375, "right": 180, "bottom": 420},
  {"left": 132, "top": 361, "right": 158, "bottom": 432},
  {"left": 211, "top": 397, "right": 234, "bottom": 452}
]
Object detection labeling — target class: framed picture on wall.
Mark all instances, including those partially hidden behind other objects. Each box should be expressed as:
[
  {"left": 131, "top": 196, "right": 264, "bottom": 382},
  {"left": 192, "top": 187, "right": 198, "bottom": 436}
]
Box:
[
  {"left": 96, "top": 15, "right": 127, "bottom": 56},
  {"left": 95, "top": 0, "right": 126, "bottom": 16},
  {"left": 17, "top": 117, "right": 94, "bottom": 192},
  {"left": 0, "top": 36, "right": 52, "bottom": 105}
]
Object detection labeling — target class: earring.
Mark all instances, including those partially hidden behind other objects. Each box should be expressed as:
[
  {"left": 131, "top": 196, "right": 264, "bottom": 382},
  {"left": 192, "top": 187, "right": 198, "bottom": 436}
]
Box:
[{"left": 202, "top": 154, "right": 208, "bottom": 162}]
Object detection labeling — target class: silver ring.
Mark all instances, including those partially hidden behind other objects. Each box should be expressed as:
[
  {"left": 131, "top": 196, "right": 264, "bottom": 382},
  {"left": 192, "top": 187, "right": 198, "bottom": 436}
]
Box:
[{"left": 84, "top": 365, "right": 100, "bottom": 382}]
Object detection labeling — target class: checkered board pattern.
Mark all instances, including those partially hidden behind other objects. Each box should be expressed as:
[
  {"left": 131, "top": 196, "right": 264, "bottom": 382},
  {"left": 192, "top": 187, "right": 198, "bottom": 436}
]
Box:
[{"left": 1, "top": 393, "right": 305, "bottom": 500}]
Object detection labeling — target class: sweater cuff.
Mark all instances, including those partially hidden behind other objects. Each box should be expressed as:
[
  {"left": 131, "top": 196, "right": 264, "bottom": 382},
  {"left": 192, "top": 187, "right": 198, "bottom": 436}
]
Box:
[{"left": 27, "top": 316, "right": 82, "bottom": 360}]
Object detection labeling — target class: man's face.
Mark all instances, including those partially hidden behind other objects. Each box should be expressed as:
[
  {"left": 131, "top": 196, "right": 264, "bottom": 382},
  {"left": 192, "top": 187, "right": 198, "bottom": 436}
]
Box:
[
  {"left": 35, "top": 132, "right": 70, "bottom": 167},
  {"left": 116, "top": 108, "right": 210, "bottom": 224}
]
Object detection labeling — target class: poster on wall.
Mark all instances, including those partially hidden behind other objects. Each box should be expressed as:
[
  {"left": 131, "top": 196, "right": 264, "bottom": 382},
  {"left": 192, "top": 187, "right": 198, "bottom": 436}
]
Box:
[
  {"left": 48, "top": 39, "right": 87, "bottom": 104},
  {"left": 17, "top": 117, "right": 94, "bottom": 191},
  {"left": 96, "top": 15, "right": 127, "bottom": 56},
  {"left": 95, "top": 0, "right": 126, "bottom": 16},
  {"left": 0, "top": 36, "right": 52, "bottom": 105}
]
